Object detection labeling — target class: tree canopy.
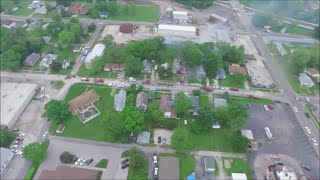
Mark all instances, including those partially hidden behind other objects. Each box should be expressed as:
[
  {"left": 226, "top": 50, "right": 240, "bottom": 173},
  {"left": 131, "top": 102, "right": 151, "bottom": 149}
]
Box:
[
  {"left": 0, "top": 130, "right": 17, "bottom": 148},
  {"left": 144, "top": 100, "right": 164, "bottom": 123},
  {"left": 44, "top": 100, "right": 70, "bottom": 124},
  {"left": 60, "top": 151, "right": 76, "bottom": 164},
  {"left": 122, "top": 107, "right": 145, "bottom": 133},
  {"left": 289, "top": 47, "right": 310, "bottom": 74},
  {"left": 125, "top": 55, "right": 143, "bottom": 77},
  {"left": 171, "top": 128, "right": 190, "bottom": 152},
  {"left": 174, "top": 92, "right": 192, "bottom": 117},
  {"left": 196, "top": 107, "right": 216, "bottom": 131},
  {"left": 23, "top": 141, "right": 49, "bottom": 165},
  {"left": 175, "top": 0, "right": 213, "bottom": 9},
  {"left": 182, "top": 42, "right": 204, "bottom": 67},
  {"left": 103, "top": 113, "right": 125, "bottom": 141}
]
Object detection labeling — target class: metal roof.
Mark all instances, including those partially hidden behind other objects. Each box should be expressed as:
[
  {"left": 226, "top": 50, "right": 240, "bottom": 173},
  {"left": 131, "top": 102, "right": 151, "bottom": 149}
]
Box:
[
  {"left": 232, "top": 173, "right": 247, "bottom": 180},
  {"left": 84, "top": 43, "right": 105, "bottom": 63},
  {"left": 298, "top": 73, "right": 315, "bottom": 87},
  {"left": 204, "top": 156, "right": 215, "bottom": 171},
  {"left": 114, "top": 89, "right": 126, "bottom": 111},
  {"left": 274, "top": 43, "right": 287, "bottom": 56},
  {"left": 158, "top": 24, "right": 196, "bottom": 32},
  {"left": 173, "top": 11, "right": 188, "bottom": 16}
]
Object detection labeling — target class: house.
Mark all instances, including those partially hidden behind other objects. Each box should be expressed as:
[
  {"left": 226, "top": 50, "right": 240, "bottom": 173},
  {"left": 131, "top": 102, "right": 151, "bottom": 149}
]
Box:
[
  {"left": 56, "top": 5, "right": 67, "bottom": 13},
  {"left": 104, "top": 64, "right": 126, "bottom": 71},
  {"left": 214, "top": 98, "right": 227, "bottom": 108},
  {"left": 241, "top": 129, "right": 254, "bottom": 141},
  {"left": 157, "top": 24, "right": 196, "bottom": 36},
  {"left": 23, "top": 53, "right": 40, "bottom": 66},
  {"left": 307, "top": 68, "right": 320, "bottom": 78},
  {"left": 73, "top": 45, "right": 83, "bottom": 53},
  {"left": 204, "top": 156, "right": 216, "bottom": 172},
  {"left": 1, "top": 147, "right": 14, "bottom": 175},
  {"left": 68, "top": 4, "right": 88, "bottom": 15},
  {"left": 38, "top": 166, "right": 100, "bottom": 180},
  {"left": 27, "top": 21, "right": 42, "bottom": 31},
  {"left": 232, "top": 173, "right": 248, "bottom": 180},
  {"left": 159, "top": 157, "right": 180, "bottom": 180},
  {"left": 35, "top": 6, "right": 47, "bottom": 14},
  {"left": 39, "top": 54, "right": 58, "bottom": 68},
  {"left": 172, "top": 11, "right": 189, "bottom": 23},
  {"left": 229, "top": 64, "right": 247, "bottom": 75},
  {"left": 298, "top": 73, "right": 315, "bottom": 88},
  {"left": 114, "top": 89, "right": 126, "bottom": 112},
  {"left": 188, "top": 96, "right": 199, "bottom": 116},
  {"left": 42, "top": 36, "right": 51, "bottom": 43},
  {"left": 100, "top": 11, "right": 109, "bottom": 18},
  {"left": 28, "top": 1, "right": 41, "bottom": 9},
  {"left": 62, "top": 60, "right": 70, "bottom": 69},
  {"left": 84, "top": 43, "right": 105, "bottom": 68},
  {"left": 136, "top": 92, "right": 149, "bottom": 112},
  {"left": 216, "top": 68, "right": 226, "bottom": 80},
  {"left": 56, "top": 124, "right": 65, "bottom": 133},
  {"left": 172, "top": 58, "right": 181, "bottom": 74},
  {"left": 275, "top": 43, "right": 287, "bottom": 56},
  {"left": 68, "top": 89, "right": 100, "bottom": 115},
  {"left": 14, "top": 21, "right": 28, "bottom": 29},
  {"left": 136, "top": 131, "right": 150, "bottom": 144},
  {"left": 196, "top": 64, "right": 206, "bottom": 80},
  {"left": 42, "top": 23, "right": 49, "bottom": 30},
  {"left": 1, "top": 19, "right": 15, "bottom": 28},
  {"left": 142, "top": 59, "right": 152, "bottom": 74},
  {"left": 160, "top": 95, "right": 176, "bottom": 118}
]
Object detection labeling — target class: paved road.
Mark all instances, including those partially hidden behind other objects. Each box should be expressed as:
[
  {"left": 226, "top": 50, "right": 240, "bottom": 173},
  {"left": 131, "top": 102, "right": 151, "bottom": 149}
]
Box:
[{"left": 230, "top": 0, "right": 319, "bottom": 155}]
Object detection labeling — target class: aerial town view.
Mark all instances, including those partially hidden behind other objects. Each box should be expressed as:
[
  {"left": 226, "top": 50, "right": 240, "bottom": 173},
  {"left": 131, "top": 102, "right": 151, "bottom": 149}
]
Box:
[{"left": 0, "top": 0, "right": 319, "bottom": 180}]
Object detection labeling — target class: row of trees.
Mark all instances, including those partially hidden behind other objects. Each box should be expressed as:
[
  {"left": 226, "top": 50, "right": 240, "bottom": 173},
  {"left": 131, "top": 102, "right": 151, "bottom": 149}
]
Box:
[{"left": 289, "top": 46, "right": 320, "bottom": 74}]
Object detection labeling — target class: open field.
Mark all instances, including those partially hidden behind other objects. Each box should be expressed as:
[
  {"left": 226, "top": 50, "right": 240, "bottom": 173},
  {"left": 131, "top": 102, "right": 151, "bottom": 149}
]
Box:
[
  {"left": 1, "top": 0, "right": 33, "bottom": 16},
  {"left": 219, "top": 75, "right": 245, "bottom": 89}
]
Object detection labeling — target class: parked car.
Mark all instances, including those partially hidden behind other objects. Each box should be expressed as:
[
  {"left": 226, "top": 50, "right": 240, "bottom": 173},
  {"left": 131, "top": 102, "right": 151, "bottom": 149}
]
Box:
[
  {"left": 305, "top": 127, "right": 311, "bottom": 134},
  {"left": 42, "top": 132, "right": 48, "bottom": 139},
  {"left": 80, "top": 77, "right": 90, "bottom": 81},
  {"left": 16, "top": 137, "right": 24, "bottom": 142},
  {"left": 249, "top": 94, "right": 258, "bottom": 99},
  {"left": 267, "top": 104, "right": 274, "bottom": 110},
  {"left": 12, "top": 128, "right": 19, "bottom": 132},
  {"left": 154, "top": 167, "right": 159, "bottom": 177},
  {"left": 263, "top": 105, "right": 270, "bottom": 111},
  {"left": 121, "top": 158, "right": 129, "bottom": 165},
  {"left": 153, "top": 154, "right": 158, "bottom": 164},
  {"left": 246, "top": 103, "right": 251, "bottom": 108},
  {"left": 274, "top": 160, "right": 284, "bottom": 166},
  {"left": 86, "top": 158, "right": 94, "bottom": 166},
  {"left": 305, "top": 112, "right": 310, "bottom": 118},
  {"left": 311, "top": 138, "right": 318, "bottom": 146},
  {"left": 72, "top": 157, "right": 79, "bottom": 164},
  {"left": 158, "top": 137, "right": 161, "bottom": 144},
  {"left": 230, "top": 87, "right": 239, "bottom": 91},
  {"left": 121, "top": 163, "right": 129, "bottom": 169},
  {"left": 301, "top": 164, "right": 311, "bottom": 171},
  {"left": 94, "top": 78, "right": 104, "bottom": 83},
  {"left": 306, "top": 97, "right": 310, "bottom": 102},
  {"left": 202, "top": 86, "right": 213, "bottom": 92},
  {"left": 273, "top": 100, "right": 281, "bottom": 103},
  {"left": 293, "top": 107, "right": 298, "bottom": 113}
]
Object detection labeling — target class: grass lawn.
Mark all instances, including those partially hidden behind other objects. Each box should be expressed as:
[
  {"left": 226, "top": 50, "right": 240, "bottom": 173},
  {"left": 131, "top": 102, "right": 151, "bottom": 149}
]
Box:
[
  {"left": 103, "top": 5, "right": 157, "bottom": 22},
  {"left": 77, "top": 64, "right": 115, "bottom": 78},
  {"left": 266, "top": 44, "right": 278, "bottom": 55},
  {"left": 95, "top": 159, "right": 108, "bottom": 168},
  {"left": 199, "top": 95, "right": 210, "bottom": 108},
  {"left": 285, "top": 24, "right": 314, "bottom": 37},
  {"left": 215, "top": 160, "right": 219, "bottom": 176},
  {"left": 218, "top": 75, "right": 245, "bottom": 89},
  {"left": 53, "top": 81, "right": 64, "bottom": 90},
  {"left": 160, "top": 153, "right": 195, "bottom": 179},
  {"left": 49, "top": 83, "right": 129, "bottom": 143},
  {"left": 222, "top": 157, "right": 251, "bottom": 180},
  {"left": 287, "top": 73, "right": 313, "bottom": 95},
  {"left": 1, "top": 1, "right": 34, "bottom": 16},
  {"left": 122, "top": 149, "right": 149, "bottom": 180},
  {"left": 305, "top": 104, "right": 320, "bottom": 129},
  {"left": 229, "top": 96, "right": 273, "bottom": 104}
]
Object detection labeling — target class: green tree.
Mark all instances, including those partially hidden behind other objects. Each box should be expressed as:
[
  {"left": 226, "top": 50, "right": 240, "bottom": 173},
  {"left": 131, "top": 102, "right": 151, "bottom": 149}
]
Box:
[
  {"left": 89, "top": 9, "right": 100, "bottom": 19},
  {"left": 171, "top": 128, "right": 189, "bottom": 152},
  {"left": 233, "top": 136, "right": 250, "bottom": 153},
  {"left": 252, "top": 13, "right": 272, "bottom": 28},
  {"left": 215, "top": 42, "right": 245, "bottom": 63},
  {"left": 126, "top": 94, "right": 136, "bottom": 107},
  {"left": 0, "top": 130, "right": 17, "bottom": 148},
  {"left": 314, "top": 26, "right": 320, "bottom": 40},
  {"left": 88, "top": 23, "right": 97, "bottom": 33},
  {"left": 56, "top": 0, "right": 72, "bottom": 7},
  {"left": 122, "top": 107, "right": 145, "bottom": 133},
  {"left": 47, "top": 22, "right": 64, "bottom": 37},
  {"left": 196, "top": 107, "right": 215, "bottom": 131},
  {"left": 60, "top": 151, "right": 76, "bottom": 164},
  {"left": 232, "top": 73, "right": 245, "bottom": 85},
  {"left": 145, "top": 100, "right": 164, "bottom": 123},
  {"left": 44, "top": 100, "right": 70, "bottom": 124},
  {"left": 221, "top": 91, "right": 229, "bottom": 100},
  {"left": 23, "top": 141, "right": 49, "bottom": 165},
  {"left": 69, "top": 23, "right": 82, "bottom": 43},
  {"left": 58, "top": 30, "right": 76, "bottom": 48},
  {"left": 174, "top": 92, "right": 192, "bottom": 117},
  {"left": 103, "top": 35, "right": 114, "bottom": 48},
  {"left": 203, "top": 53, "right": 222, "bottom": 78},
  {"left": 290, "top": 48, "right": 310, "bottom": 74},
  {"left": 158, "top": 65, "right": 172, "bottom": 78},
  {"left": 69, "top": 17, "right": 80, "bottom": 24},
  {"left": 90, "top": 57, "right": 105, "bottom": 75},
  {"left": 192, "top": 89, "right": 201, "bottom": 96},
  {"left": 125, "top": 55, "right": 143, "bottom": 77},
  {"left": 1, "top": 49, "right": 22, "bottom": 71},
  {"left": 102, "top": 113, "right": 124, "bottom": 141},
  {"left": 183, "top": 42, "right": 204, "bottom": 67},
  {"left": 52, "top": 13, "right": 61, "bottom": 22},
  {"left": 126, "top": 148, "right": 147, "bottom": 169},
  {"left": 50, "top": 61, "right": 62, "bottom": 72}
]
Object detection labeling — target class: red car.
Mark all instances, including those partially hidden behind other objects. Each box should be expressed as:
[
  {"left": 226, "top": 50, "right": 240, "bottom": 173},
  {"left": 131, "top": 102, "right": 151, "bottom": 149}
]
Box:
[
  {"left": 248, "top": 94, "right": 258, "bottom": 99},
  {"left": 267, "top": 104, "right": 274, "bottom": 110},
  {"left": 94, "top": 78, "right": 104, "bottom": 83},
  {"left": 80, "top": 77, "right": 90, "bottom": 81},
  {"left": 202, "top": 86, "right": 213, "bottom": 92},
  {"left": 16, "top": 137, "right": 24, "bottom": 142},
  {"left": 230, "top": 87, "right": 239, "bottom": 91}
]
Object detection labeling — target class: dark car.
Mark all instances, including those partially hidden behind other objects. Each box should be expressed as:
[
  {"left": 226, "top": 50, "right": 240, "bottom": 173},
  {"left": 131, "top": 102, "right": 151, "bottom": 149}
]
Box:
[
  {"left": 301, "top": 164, "right": 311, "bottom": 171},
  {"left": 157, "top": 137, "right": 161, "bottom": 144},
  {"left": 121, "top": 163, "right": 129, "bottom": 169},
  {"left": 121, "top": 158, "right": 129, "bottom": 165},
  {"left": 246, "top": 103, "right": 251, "bottom": 108},
  {"left": 305, "top": 112, "right": 310, "bottom": 118},
  {"left": 273, "top": 100, "right": 281, "bottom": 103},
  {"left": 86, "top": 158, "right": 94, "bottom": 165}
]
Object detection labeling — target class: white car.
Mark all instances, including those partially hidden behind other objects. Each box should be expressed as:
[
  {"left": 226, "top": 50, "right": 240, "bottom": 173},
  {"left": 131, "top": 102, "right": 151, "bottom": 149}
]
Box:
[
  {"left": 293, "top": 107, "right": 298, "bottom": 113},
  {"left": 17, "top": 151, "right": 23, "bottom": 155},
  {"left": 19, "top": 133, "right": 26, "bottom": 137},
  {"left": 154, "top": 65, "right": 158, "bottom": 70},
  {"left": 264, "top": 105, "right": 270, "bottom": 111},
  {"left": 306, "top": 97, "right": 310, "bottom": 102},
  {"left": 304, "top": 127, "right": 311, "bottom": 134},
  {"left": 153, "top": 154, "right": 158, "bottom": 164},
  {"left": 295, "top": 96, "right": 299, "bottom": 100},
  {"left": 221, "top": 87, "right": 225, "bottom": 90},
  {"left": 311, "top": 138, "right": 318, "bottom": 146},
  {"left": 42, "top": 132, "right": 48, "bottom": 139},
  {"left": 154, "top": 167, "right": 159, "bottom": 177}
]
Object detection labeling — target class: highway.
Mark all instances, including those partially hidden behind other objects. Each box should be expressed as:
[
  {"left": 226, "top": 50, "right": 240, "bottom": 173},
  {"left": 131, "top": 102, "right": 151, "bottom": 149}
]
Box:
[{"left": 229, "top": 0, "right": 319, "bottom": 155}]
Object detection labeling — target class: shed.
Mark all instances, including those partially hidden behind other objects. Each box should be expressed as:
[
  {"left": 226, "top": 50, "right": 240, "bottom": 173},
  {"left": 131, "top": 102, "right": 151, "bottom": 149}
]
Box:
[
  {"left": 275, "top": 43, "right": 287, "bottom": 56},
  {"left": 136, "top": 131, "right": 150, "bottom": 144},
  {"left": 23, "top": 53, "right": 40, "bottom": 66},
  {"left": 0, "top": 147, "right": 14, "bottom": 174},
  {"left": 39, "top": 166, "right": 100, "bottom": 180},
  {"left": 56, "top": 124, "right": 65, "bottom": 133},
  {"left": 204, "top": 156, "right": 215, "bottom": 172},
  {"left": 142, "top": 59, "right": 152, "bottom": 74},
  {"left": 119, "top": 23, "right": 134, "bottom": 33},
  {"left": 216, "top": 68, "right": 226, "bottom": 80},
  {"left": 232, "top": 173, "right": 247, "bottom": 180},
  {"left": 159, "top": 156, "right": 180, "bottom": 180}
]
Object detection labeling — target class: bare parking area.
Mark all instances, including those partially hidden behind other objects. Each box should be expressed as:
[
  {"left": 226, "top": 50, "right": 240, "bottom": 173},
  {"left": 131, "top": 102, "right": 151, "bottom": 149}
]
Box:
[
  {"left": 153, "top": 128, "right": 172, "bottom": 145},
  {"left": 245, "top": 104, "right": 319, "bottom": 179}
]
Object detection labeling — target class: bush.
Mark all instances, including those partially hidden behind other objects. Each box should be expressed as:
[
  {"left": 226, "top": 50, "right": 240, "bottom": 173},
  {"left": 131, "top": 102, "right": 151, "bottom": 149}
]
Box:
[
  {"left": 60, "top": 151, "right": 76, "bottom": 164},
  {"left": 0, "top": 130, "right": 18, "bottom": 148},
  {"left": 151, "top": 119, "right": 178, "bottom": 130},
  {"left": 192, "top": 90, "right": 201, "bottom": 96}
]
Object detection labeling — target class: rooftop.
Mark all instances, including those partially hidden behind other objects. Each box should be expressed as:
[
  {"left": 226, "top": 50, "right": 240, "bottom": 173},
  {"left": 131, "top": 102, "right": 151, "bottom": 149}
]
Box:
[
  {"left": 308, "top": 67, "right": 319, "bottom": 75},
  {"left": 188, "top": 96, "right": 199, "bottom": 115},
  {"left": 241, "top": 129, "right": 254, "bottom": 140},
  {"left": 158, "top": 24, "right": 196, "bottom": 32},
  {"left": 1, "top": 147, "right": 14, "bottom": 174},
  {"left": 39, "top": 166, "right": 100, "bottom": 180},
  {"left": 298, "top": 73, "right": 315, "bottom": 87},
  {"left": 114, "top": 89, "right": 126, "bottom": 111},
  {"left": 275, "top": 43, "right": 287, "bottom": 56},
  {"left": 159, "top": 156, "right": 180, "bottom": 180},
  {"left": 229, "top": 64, "right": 247, "bottom": 75},
  {"left": 84, "top": 43, "right": 105, "bottom": 63},
  {"left": 231, "top": 173, "right": 247, "bottom": 180},
  {"left": 136, "top": 131, "right": 150, "bottom": 144},
  {"left": 68, "top": 89, "right": 100, "bottom": 113},
  {"left": 23, "top": 53, "right": 40, "bottom": 66},
  {"left": 204, "top": 156, "right": 215, "bottom": 171},
  {"left": 214, "top": 98, "right": 227, "bottom": 108},
  {"left": 172, "top": 11, "right": 188, "bottom": 16}
]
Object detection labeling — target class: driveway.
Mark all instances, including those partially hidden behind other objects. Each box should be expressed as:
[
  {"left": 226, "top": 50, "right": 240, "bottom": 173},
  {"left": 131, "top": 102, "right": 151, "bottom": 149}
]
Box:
[{"left": 33, "top": 136, "right": 130, "bottom": 180}]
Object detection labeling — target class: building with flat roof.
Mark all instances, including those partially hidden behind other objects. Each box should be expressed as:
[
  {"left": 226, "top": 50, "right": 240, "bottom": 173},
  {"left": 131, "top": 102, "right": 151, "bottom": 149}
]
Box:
[
  {"left": 0, "top": 147, "right": 14, "bottom": 174},
  {"left": 204, "top": 156, "right": 215, "bottom": 172},
  {"left": 158, "top": 24, "right": 196, "bottom": 36},
  {"left": 159, "top": 156, "right": 180, "bottom": 180},
  {"left": 172, "top": 11, "right": 189, "bottom": 23},
  {"left": 84, "top": 43, "right": 105, "bottom": 68},
  {"left": 298, "top": 73, "right": 315, "bottom": 88},
  {"left": 232, "top": 173, "right": 247, "bottom": 180},
  {"left": 39, "top": 166, "right": 100, "bottom": 180},
  {"left": 0, "top": 83, "right": 38, "bottom": 129}
]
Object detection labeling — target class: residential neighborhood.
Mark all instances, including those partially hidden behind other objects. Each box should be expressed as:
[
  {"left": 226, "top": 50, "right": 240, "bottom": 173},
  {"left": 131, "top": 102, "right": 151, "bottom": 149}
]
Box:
[{"left": 0, "top": 0, "right": 319, "bottom": 180}]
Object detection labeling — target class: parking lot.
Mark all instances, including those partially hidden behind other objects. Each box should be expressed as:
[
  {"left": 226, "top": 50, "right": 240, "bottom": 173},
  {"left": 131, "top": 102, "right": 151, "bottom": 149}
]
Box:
[{"left": 245, "top": 104, "right": 319, "bottom": 179}]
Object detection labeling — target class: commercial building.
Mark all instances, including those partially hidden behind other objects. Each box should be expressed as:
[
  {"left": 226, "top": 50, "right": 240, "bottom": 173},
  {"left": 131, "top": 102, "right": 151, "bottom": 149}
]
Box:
[
  {"left": 0, "top": 147, "right": 14, "bottom": 174},
  {"left": 157, "top": 24, "right": 196, "bottom": 36},
  {"left": 39, "top": 166, "right": 100, "bottom": 180},
  {"left": 172, "top": 11, "right": 189, "bottom": 23},
  {"left": 159, "top": 156, "right": 180, "bottom": 180},
  {"left": 84, "top": 43, "right": 105, "bottom": 68},
  {"left": 264, "top": 36, "right": 316, "bottom": 46},
  {"left": 1, "top": 83, "right": 38, "bottom": 129}
]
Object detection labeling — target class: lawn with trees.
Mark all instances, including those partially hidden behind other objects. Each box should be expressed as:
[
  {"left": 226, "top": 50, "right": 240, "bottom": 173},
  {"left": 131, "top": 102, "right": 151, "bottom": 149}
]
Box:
[
  {"left": 222, "top": 157, "right": 252, "bottom": 180},
  {"left": 0, "top": 130, "right": 17, "bottom": 148},
  {"left": 122, "top": 148, "right": 148, "bottom": 180},
  {"left": 218, "top": 73, "right": 246, "bottom": 89},
  {"left": 95, "top": 159, "right": 109, "bottom": 168}
]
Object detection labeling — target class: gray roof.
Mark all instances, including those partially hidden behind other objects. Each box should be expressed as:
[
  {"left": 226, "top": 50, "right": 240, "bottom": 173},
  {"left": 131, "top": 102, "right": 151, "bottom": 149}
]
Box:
[
  {"left": 40, "top": 54, "right": 58, "bottom": 67},
  {"left": 196, "top": 64, "right": 206, "bottom": 80},
  {"left": 114, "top": 89, "right": 126, "bottom": 111},
  {"left": 275, "top": 43, "right": 287, "bottom": 56},
  {"left": 265, "top": 36, "right": 316, "bottom": 46},
  {"left": 204, "top": 156, "right": 215, "bottom": 171},
  {"left": 14, "top": 21, "right": 27, "bottom": 28},
  {"left": 23, "top": 53, "right": 40, "bottom": 66},
  {"left": 42, "top": 36, "right": 51, "bottom": 43},
  {"left": 216, "top": 68, "right": 226, "bottom": 76},
  {"left": 1, "top": 147, "right": 14, "bottom": 174},
  {"left": 214, "top": 98, "right": 227, "bottom": 108},
  {"left": 159, "top": 156, "right": 180, "bottom": 180},
  {"left": 298, "top": 73, "right": 315, "bottom": 87},
  {"left": 142, "top": 59, "right": 152, "bottom": 73},
  {"left": 136, "top": 131, "right": 150, "bottom": 144},
  {"left": 136, "top": 92, "right": 149, "bottom": 111},
  {"left": 28, "top": 21, "right": 42, "bottom": 30},
  {"left": 188, "top": 96, "right": 199, "bottom": 115}
]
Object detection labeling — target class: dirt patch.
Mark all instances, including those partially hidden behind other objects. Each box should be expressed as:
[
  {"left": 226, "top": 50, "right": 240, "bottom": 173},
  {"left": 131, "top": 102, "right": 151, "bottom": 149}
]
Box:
[
  {"left": 224, "top": 159, "right": 233, "bottom": 169},
  {"left": 153, "top": 128, "right": 173, "bottom": 145}
]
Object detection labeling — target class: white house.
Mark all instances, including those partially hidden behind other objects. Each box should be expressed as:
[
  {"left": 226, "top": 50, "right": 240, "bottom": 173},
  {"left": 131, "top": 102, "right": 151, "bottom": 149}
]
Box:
[
  {"left": 35, "top": 6, "right": 47, "bottom": 14},
  {"left": 172, "top": 11, "right": 189, "bottom": 23},
  {"left": 28, "top": 1, "right": 41, "bottom": 9},
  {"left": 39, "top": 54, "right": 57, "bottom": 68}
]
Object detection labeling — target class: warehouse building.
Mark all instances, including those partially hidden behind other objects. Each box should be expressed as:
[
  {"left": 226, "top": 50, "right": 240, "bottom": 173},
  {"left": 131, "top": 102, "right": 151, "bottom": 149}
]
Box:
[
  {"left": 157, "top": 24, "right": 196, "bottom": 36},
  {"left": 84, "top": 43, "right": 105, "bottom": 68},
  {"left": 172, "top": 11, "right": 189, "bottom": 23},
  {"left": 0, "top": 83, "right": 38, "bottom": 129}
]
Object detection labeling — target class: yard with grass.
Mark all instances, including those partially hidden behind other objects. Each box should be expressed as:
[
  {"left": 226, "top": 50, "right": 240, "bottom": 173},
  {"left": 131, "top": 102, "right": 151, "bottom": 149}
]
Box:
[
  {"left": 77, "top": 64, "right": 119, "bottom": 78},
  {"left": 218, "top": 74, "right": 245, "bottom": 89},
  {"left": 160, "top": 153, "right": 195, "bottom": 179},
  {"left": 49, "top": 83, "right": 128, "bottom": 143},
  {"left": 53, "top": 81, "right": 64, "bottom": 90},
  {"left": 287, "top": 73, "right": 319, "bottom": 95},
  {"left": 229, "top": 96, "right": 273, "bottom": 104},
  {"left": 222, "top": 157, "right": 251, "bottom": 180},
  {"left": 95, "top": 159, "right": 108, "bottom": 168},
  {"left": 199, "top": 95, "right": 210, "bottom": 108},
  {"left": 122, "top": 149, "right": 149, "bottom": 180},
  {"left": 284, "top": 23, "right": 314, "bottom": 37},
  {"left": 1, "top": 0, "right": 34, "bottom": 16},
  {"left": 305, "top": 104, "right": 320, "bottom": 129}
]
